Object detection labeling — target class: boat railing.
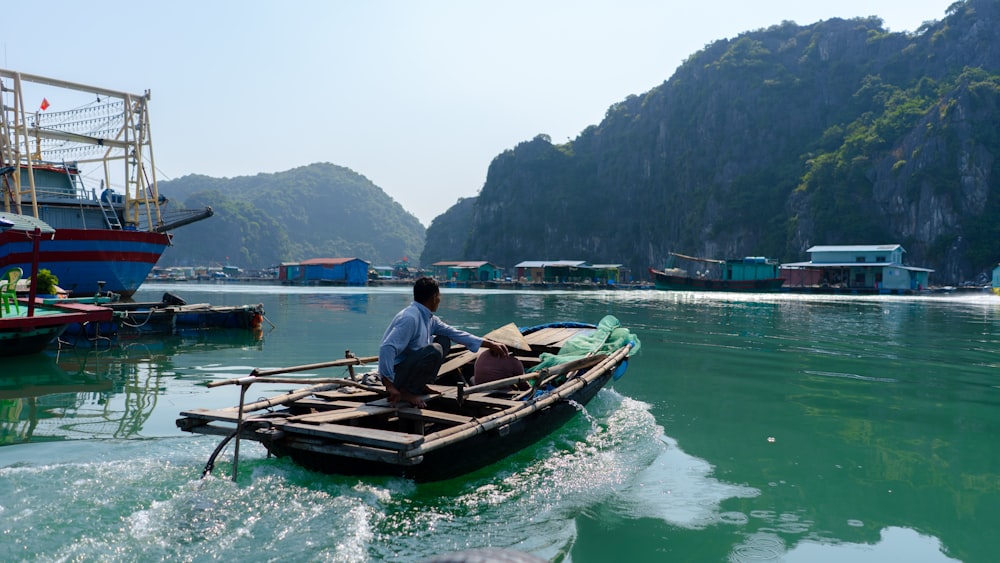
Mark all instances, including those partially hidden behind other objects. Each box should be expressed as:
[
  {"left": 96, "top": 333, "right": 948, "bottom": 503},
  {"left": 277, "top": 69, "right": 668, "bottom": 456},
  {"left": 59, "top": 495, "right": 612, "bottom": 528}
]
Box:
[{"left": 31, "top": 186, "right": 85, "bottom": 201}]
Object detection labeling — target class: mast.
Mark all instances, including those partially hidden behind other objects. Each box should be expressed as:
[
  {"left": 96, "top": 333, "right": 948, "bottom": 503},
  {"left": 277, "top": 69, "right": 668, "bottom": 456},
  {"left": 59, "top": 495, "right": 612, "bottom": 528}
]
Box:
[
  {"left": 669, "top": 252, "right": 725, "bottom": 264},
  {"left": 0, "top": 68, "right": 160, "bottom": 230}
]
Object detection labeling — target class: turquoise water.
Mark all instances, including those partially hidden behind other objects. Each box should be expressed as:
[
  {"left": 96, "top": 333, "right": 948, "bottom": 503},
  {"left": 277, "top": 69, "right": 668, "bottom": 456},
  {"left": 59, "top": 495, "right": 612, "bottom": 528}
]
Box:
[{"left": 2, "top": 284, "right": 999, "bottom": 562}]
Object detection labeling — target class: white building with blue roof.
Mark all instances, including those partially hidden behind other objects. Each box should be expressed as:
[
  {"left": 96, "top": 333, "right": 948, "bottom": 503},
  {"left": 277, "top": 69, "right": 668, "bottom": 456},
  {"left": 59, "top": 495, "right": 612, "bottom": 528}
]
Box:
[{"left": 781, "top": 244, "right": 933, "bottom": 292}]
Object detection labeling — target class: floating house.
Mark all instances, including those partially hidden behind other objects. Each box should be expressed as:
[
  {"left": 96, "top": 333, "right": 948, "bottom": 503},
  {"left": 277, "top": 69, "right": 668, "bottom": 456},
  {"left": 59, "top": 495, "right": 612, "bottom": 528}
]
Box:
[
  {"left": 514, "top": 261, "right": 588, "bottom": 283},
  {"left": 589, "top": 264, "right": 623, "bottom": 285},
  {"left": 781, "top": 245, "right": 932, "bottom": 292},
  {"left": 512, "top": 261, "right": 621, "bottom": 284},
  {"left": 371, "top": 265, "right": 394, "bottom": 279},
  {"left": 431, "top": 261, "right": 502, "bottom": 282},
  {"left": 279, "top": 257, "right": 370, "bottom": 285}
]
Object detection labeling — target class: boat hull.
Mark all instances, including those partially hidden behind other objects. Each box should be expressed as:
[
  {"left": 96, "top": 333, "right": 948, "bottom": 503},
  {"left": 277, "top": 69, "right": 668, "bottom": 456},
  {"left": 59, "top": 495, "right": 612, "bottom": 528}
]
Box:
[
  {"left": 59, "top": 301, "right": 265, "bottom": 346},
  {"left": 273, "top": 368, "right": 615, "bottom": 481},
  {"left": 0, "top": 324, "right": 69, "bottom": 356},
  {"left": 649, "top": 268, "right": 785, "bottom": 292},
  {"left": 0, "top": 300, "right": 114, "bottom": 356},
  {"left": 0, "top": 226, "right": 170, "bottom": 297}
]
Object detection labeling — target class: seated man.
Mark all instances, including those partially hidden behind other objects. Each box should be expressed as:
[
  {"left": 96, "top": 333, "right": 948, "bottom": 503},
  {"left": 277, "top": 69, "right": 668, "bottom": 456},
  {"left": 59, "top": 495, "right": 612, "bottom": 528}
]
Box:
[
  {"left": 473, "top": 349, "right": 525, "bottom": 386},
  {"left": 378, "top": 277, "right": 508, "bottom": 407}
]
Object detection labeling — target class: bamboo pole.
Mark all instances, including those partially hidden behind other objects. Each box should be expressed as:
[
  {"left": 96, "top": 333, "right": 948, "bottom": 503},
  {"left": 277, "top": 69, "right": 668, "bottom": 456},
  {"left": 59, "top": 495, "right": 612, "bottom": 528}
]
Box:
[
  {"left": 670, "top": 251, "right": 724, "bottom": 264},
  {"left": 215, "top": 383, "right": 343, "bottom": 413},
  {"left": 235, "top": 377, "right": 383, "bottom": 393},
  {"left": 459, "top": 354, "right": 607, "bottom": 395},
  {"left": 232, "top": 381, "right": 250, "bottom": 481},
  {"left": 208, "top": 355, "right": 378, "bottom": 388},
  {"left": 252, "top": 355, "right": 378, "bottom": 377}
]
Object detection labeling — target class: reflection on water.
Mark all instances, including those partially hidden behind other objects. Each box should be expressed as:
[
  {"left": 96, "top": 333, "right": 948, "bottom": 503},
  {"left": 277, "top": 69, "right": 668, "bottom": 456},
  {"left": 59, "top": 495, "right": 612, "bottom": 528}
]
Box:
[
  {"left": 0, "top": 331, "right": 263, "bottom": 446},
  {"left": 774, "top": 526, "right": 959, "bottom": 562},
  {"left": 304, "top": 292, "right": 370, "bottom": 314},
  {"left": 0, "top": 355, "right": 114, "bottom": 446}
]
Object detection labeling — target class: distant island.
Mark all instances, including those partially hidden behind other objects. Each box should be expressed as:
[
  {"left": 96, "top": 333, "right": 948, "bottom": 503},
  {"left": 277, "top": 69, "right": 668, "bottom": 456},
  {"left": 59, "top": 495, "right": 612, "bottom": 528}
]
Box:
[{"left": 157, "top": 163, "right": 425, "bottom": 270}]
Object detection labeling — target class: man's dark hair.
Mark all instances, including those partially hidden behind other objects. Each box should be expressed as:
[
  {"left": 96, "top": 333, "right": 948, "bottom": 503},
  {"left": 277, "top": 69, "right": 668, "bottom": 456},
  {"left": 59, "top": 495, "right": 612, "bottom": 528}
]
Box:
[{"left": 413, "top": 276, "right": 439, "bottom": 304}]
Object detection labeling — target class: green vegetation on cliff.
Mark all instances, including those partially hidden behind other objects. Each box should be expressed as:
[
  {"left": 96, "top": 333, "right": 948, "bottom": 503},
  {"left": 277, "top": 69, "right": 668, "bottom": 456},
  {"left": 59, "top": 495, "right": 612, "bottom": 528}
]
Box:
[{"left": 159, "top": 163, "right": 425, "bottom": 269}]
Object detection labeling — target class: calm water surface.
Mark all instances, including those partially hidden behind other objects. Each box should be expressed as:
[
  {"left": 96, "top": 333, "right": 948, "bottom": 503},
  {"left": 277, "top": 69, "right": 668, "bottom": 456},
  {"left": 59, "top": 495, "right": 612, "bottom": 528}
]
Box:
[{"left": 2, "top": 283, "right": 999, "bottom": 562}]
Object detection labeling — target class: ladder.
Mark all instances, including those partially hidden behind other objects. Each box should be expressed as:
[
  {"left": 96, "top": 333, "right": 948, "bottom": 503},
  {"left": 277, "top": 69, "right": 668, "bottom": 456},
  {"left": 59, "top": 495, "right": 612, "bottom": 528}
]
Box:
[
  {"left": 96, "top": 183, "right": 123, "bottom": 230},
  {"left": 67, "top": 166, "right": 122, "bottom": 230}
]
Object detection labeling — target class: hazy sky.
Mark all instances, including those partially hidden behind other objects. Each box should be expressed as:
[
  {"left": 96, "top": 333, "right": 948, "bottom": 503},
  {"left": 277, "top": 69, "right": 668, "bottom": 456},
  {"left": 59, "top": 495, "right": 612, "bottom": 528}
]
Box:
[{"left": 2, "top": 1, "right": 957, "bottom": 226}]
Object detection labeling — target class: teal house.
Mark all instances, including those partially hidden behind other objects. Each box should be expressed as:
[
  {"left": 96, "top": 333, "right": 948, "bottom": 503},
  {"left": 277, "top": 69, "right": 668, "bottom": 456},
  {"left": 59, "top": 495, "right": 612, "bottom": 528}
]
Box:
[{"left": 432, "top": 261, "right": 501, "bottom": 282}]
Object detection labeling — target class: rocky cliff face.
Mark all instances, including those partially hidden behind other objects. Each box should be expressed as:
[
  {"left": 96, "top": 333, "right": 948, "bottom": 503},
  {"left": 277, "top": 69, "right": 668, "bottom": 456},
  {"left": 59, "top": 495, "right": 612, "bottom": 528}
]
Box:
[
  {"left": 866, "top": 76, "right": 999, "bottom": 283},
  {"left": 426, "top": 0, "right": 1000, "bottom": 285}
]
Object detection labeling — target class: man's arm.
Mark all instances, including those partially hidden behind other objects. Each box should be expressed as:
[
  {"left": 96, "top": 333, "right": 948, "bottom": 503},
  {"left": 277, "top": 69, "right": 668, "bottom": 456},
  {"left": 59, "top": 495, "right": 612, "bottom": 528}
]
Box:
[{"left": 431, "top": 318, "right": 509, "bottom": 356}]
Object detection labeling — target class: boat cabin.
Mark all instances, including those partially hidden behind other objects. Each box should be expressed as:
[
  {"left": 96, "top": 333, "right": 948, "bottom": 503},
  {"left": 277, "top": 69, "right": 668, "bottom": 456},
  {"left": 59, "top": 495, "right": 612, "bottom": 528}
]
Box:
[{"left": 723, "top": 257, "right": 780, "bottom": 281}]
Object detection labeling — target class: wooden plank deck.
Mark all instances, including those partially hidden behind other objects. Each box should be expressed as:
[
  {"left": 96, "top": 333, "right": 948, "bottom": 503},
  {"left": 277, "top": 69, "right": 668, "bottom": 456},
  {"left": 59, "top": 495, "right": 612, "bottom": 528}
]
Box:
[
  {"left": 463, "top": 393, "right": 523, "bottom": 408},
  {"left": 313, "top": 390, "right": 381, "bottom": 401},
  {"left": 280, "top": 421, "right": 425, "bottom": 450},
  {"left": 396, "top": 407, "right": 474, "bottom": 425},
  {"left": 437, "top": 350, "right": 478, "bottom": 374},
  {"left": 290, "top": 404, "right": 397, "bottom": 424},
  {"left": 525, "top": 327, "right": 591, "bottom": 348},
  {"left": 290, "top": 397, "right": 475, "bottom": 427}
]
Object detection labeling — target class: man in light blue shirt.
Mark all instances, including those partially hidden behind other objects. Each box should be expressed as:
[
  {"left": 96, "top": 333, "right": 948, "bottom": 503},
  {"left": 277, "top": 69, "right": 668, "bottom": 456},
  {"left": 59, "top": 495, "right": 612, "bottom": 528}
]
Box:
[{"left": 379, "top": 277, "right": 508, "bottom": 407}]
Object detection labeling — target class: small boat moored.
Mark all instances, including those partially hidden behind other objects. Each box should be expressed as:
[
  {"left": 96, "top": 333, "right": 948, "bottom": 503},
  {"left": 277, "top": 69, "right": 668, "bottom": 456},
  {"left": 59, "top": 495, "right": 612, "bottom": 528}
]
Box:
[
  {"left": 0, "top": 292, "right": 113, "bottom": 357},
  {"left": 177, "top": 316, "right": 640, "bottom": 481},
  {"left": 0, "top": 218, "right": 114, "bottom": 356},
  {"left": 58, "top": 292, "right": 266, "bottom": 347}
]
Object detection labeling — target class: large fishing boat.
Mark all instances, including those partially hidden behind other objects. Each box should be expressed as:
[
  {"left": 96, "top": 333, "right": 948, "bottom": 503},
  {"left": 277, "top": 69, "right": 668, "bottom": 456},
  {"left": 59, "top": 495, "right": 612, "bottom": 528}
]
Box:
[{"left": 0, "top": 69, "right": 212, "bottom": 296}]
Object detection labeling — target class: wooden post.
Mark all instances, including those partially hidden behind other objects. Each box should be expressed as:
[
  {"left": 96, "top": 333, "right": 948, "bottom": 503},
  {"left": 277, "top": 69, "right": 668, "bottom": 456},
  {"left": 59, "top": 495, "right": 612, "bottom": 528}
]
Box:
[
  {"left": 27, "top": 227, "right": 40, "bottom": 316},
  {"left": 232, "top": 378, "right": 253, "bottom": 481},
  {"left": 345, "top": 350, "right": 356, "bottom": 380}
]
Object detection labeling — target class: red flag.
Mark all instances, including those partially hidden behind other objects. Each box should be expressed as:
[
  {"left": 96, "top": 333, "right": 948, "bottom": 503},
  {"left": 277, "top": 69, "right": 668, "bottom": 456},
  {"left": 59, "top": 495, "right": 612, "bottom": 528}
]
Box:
[{"left": 40, "top": 98, "right": 50, "bottom": 111}]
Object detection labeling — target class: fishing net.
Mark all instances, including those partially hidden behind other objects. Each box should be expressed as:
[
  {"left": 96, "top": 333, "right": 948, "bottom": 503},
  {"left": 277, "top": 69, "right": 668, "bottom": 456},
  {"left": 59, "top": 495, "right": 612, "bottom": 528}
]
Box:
[{"left": 528, "top": 315, "right": 641, "bottom": 373}]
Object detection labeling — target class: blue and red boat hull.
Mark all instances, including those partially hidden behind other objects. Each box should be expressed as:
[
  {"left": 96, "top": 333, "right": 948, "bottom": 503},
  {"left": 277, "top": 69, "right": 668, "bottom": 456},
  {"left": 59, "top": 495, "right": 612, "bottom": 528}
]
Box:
[{"left": 0, "top": 228, "right": 170, "bottom": 297}]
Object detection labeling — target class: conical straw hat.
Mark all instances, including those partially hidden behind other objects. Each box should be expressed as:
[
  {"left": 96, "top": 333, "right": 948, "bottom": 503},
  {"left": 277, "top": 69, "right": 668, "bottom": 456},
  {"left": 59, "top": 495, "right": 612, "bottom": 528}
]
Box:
[{"left": 483, "top": 322, "right": 531, "bottom": 351}]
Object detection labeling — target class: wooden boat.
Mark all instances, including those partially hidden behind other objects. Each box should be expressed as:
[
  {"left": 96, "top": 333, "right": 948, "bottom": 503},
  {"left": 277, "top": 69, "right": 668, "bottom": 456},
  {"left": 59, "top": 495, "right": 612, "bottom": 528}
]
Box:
[
  {"left": 649, "top": 252, "right": 785, "bottom": 291},
  {"left": 176, "top": 316, "right": 640, "bottom": 481}
]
